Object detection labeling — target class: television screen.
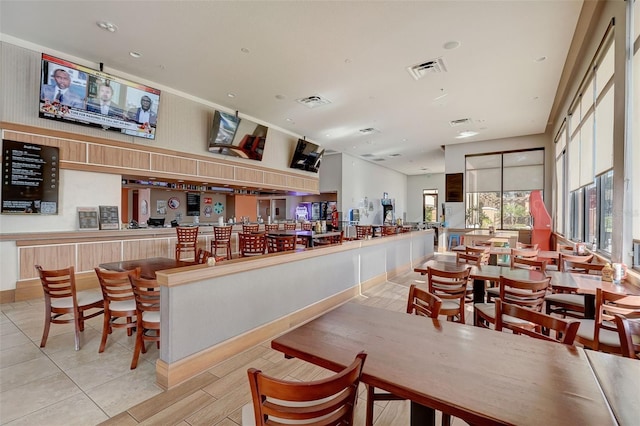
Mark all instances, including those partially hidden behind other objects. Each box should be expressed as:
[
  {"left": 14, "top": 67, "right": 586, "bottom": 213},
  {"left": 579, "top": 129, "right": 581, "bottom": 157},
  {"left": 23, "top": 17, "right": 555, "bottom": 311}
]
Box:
[
  {"left": 39, "top": 54, "right": 161, "bottom": 140},
  {"left": 208, "top": 110, "right": 267, "bottom": 161},
  {"left": 290, "top": 139, "right": 324, "bottom": 173}
]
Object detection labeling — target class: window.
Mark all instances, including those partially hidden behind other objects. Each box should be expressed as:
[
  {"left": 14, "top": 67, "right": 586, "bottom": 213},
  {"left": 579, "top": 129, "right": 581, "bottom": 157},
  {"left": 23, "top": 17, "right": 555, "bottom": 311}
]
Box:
[
  {"left": 423, "top": 190, "right": 438, "bottom": 222},
  {"left": 465, "top": 149, "right": 543, "bottom": 229}
]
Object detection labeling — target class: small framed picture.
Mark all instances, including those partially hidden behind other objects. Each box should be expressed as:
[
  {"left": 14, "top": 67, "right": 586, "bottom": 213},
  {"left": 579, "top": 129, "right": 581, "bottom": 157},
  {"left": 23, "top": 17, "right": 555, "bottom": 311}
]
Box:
[{"left": 77, "top": 207, "right": 99, "bottom": 230}]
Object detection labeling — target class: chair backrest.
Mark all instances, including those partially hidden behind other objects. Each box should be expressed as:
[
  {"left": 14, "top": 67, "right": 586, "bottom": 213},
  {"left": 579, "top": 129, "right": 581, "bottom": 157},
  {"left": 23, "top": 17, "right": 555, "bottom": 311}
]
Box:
[
  {"left": 129, "top": 276, "right": 160, "bottom": 318},
  {"left": 556, "top": 243, "right": 575, "bottom": 252},
  {"left": 195, "top": 249, "right": 214, "bottom": 264},
  {"left": 406, "top": 284, "right": 442, "bottom": 318},
  {"left": 35, "top": 264, "right": 77, "bottom": 304},
  {"left": 284, "top": 223, "right": 297, "bottom": 230},
  {"left": 465, "top": 246, "right": 489, "bottom": 256},
  {"left": 266, "top": 235, "right": 296, "bottom": 253},
  {"left": 510, "top": 248, "right": 538, "bottom": 260},
  {"left": 381, "top": 225, "right": 397, "bottom": 236},
  {"left": 558, "top": 253, "right": 594, "bottom": 271},
  {"left": 240, "top": 233, "right": 267, "bottom": 256},
  {"left": 265, "top": 224, "right": 280, "bottom": 232},
  {"left": 301, "top": 222, "right": 313, "bottom": 231},
  {"left": 593, "top": 289, "right": 640, "bottom": 350},
  {"left": 563, "top": 260, "right": 604, "bottom": 275},
  {"left": 176, "top": 226, "right": 199, "bottom": 244},
  {"left": 213, "top": 225, "right": 232, "bottom": 240},
  {"left": 94, "top": 267, "right": 140, "bottom": 304},
  {"left": 427, "top": 267, "right": 470, "bottom": 304},
  {"left": 495, "top": 299, "right": 580, "bottom": 345},
  {"left": 355, "top": 225, "right": 372, "bottom": 239},
  {"left": 243, "top": 224, "right": 259, "bottom": 233},
  {"left": 498, "top": 275, "right": 550, "bottom": 312},
  {"left": 456, "top": 252, "right": 484, "bottom": 266},
  {"left": 614, "top": 314, "right": 640, "bottom": 359},
  {"left": 510, "top": 256, "right": 547, "bottom": 272},
  {"left": 247, "top": 352, "right": 366, "bottom": 425},
  {"left": 516, "top": 242, "right": 539, "bottom": 250}
]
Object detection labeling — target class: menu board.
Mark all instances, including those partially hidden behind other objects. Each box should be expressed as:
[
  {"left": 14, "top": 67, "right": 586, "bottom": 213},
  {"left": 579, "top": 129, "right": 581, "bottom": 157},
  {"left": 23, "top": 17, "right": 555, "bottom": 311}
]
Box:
[
  {"left": 2, "top": 139, "right": 59, "bottom": 214},
  {"left": 186, "top": 192, "right": 200, "bottom": 216},
  {"left": 78, "top": 207, "right": 99, "bottom": 230},
  {"left": 99, "top": 205, "right": 120, "bottom": 230}
]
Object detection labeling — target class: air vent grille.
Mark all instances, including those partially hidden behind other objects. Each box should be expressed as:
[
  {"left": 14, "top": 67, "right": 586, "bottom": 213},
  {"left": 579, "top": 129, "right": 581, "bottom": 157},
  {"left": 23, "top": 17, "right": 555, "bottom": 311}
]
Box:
[
  {"left": 297, "top": 95, "right": 332, "bottom": 108},
  {"left": 407, "top": 57, "right": 447, "bottom": 80},
  {"left": 449, "top": 118, "right": 473, "bottom": 127},
  {"left": 359, "top": 128, "right": 380, "bottom": 135},
  {"left": 361, "top": 154, "right": 375, "bottom": 158},
  {"left": 389, "top": 153, "right": 401, "bottom": 157},
  {"left": 372, "top": 158, "right": 386, "bottom": 162}
]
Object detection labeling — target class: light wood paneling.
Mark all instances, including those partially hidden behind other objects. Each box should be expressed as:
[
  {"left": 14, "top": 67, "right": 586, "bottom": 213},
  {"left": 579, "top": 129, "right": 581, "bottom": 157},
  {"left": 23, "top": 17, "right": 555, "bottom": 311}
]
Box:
[
  {"left": 78, "top": 241, "right": 122, "bottom": 273},
  {"left": 19, "top": 245, "right": 76, "bottom": 279},
  {"left": 235, "top": 167, "right": 263, "bottom": 184},
  {"left": 123, "top": 239, "right": 171, "bottom": 260},
  {"left": 89, "top": 144, "right": 151, "bottom": 169},
  {"left": 4, "top": 131, "right": 86, "bottom": 162},
  {"left": 263, "top": 172, "right": 287, "bottom": 187},
  {"left": 304, "top": 179, "right": 319, "bottom": 192},
  {"left": 151, "top": 153, "right": 197, "bottom": 175},
  {"left": 198, "top": 161, "right": 235, "bottom": 180},
  {"left": 287, "top": 176, "right": 305, "bottom": 190}
]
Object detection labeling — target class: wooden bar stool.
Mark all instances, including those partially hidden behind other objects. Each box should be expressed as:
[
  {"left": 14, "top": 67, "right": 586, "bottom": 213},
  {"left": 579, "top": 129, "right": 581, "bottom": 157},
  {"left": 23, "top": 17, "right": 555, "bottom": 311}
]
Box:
[
  {"left": 175, "top": 226, "right": 199, "bottom": 261},
  {"left": 211, "top": 225, "right": 232, "bottom": 260}
]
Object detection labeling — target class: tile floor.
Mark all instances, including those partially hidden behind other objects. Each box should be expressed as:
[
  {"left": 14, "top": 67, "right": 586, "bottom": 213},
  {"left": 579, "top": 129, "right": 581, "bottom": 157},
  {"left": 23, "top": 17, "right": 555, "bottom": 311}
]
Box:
[{"left": 1, "top": 256, "right": 468, "bottom": 425}]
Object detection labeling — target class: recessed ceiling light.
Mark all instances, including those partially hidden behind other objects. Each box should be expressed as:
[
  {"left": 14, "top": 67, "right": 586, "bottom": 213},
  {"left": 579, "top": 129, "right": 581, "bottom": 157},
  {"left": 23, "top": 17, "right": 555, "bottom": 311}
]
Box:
[
  {"left": 285, "top": 118, "right": 293, "bottom": 122},
  {"left": 275, "top": 94, "right": 286, "bottom": 100},
  {"left": 241, "top": 47, "right": 250, "bottom": 53},
  {"left": 443, "top": 40, "right": 461, "bottom": 50},
  {"left": 455, "top": 130, "right": 479, "bottom": 139},
  {"left": 344, "top": 58, "right": 352, "bottom": 64},
  {"left": 227, "top": 93, "right": 236, "bottom": 98},
  {"left": 402, "top": 138, "right": 408, "bottom": 142},
  {"left": 96, "top": 21, "right": 118, "bottom": 33},
  {"left": 535, "top": 56, "right": 547, "bottom": 62},
  {"left": 129, "top": 51, "right": 142, "bottom": 58}
]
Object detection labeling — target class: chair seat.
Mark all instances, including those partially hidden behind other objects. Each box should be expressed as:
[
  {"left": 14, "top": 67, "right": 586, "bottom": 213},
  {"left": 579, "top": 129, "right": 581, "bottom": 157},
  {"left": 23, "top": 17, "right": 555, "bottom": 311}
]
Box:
[
  {"left": 474, "top": 303, "right": 533, "bottom": 325},
  {"left": 50, "top": 289, "right": 103, "bottom": 309},
  {"left": 109, "top": 299, "right": 137, "bottom": 312},
  {"left": 545, "top": 293, "right": 585, "bottom": 307},
  {"left": 441, "top": 300, "right": 461, "bottom": 311},
  {"left": 141, "top": 311, "right": 160, "bottom": 323},
  {"left": 576, "top": 319, "right": 621, "bottom": 347}
]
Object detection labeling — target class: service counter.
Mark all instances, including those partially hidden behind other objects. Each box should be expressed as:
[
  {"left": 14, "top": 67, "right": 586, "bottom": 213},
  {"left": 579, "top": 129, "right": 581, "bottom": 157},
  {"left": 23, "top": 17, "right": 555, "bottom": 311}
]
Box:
[{"left": 153, "top": 229, "right": 435, "bottom": 389}]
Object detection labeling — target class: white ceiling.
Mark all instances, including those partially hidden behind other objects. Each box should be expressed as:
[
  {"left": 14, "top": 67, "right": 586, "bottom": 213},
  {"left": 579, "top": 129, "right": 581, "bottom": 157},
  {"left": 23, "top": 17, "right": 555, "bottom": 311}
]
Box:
[{"left": 0, "top": 0, "right": 583, "bottom": 175}]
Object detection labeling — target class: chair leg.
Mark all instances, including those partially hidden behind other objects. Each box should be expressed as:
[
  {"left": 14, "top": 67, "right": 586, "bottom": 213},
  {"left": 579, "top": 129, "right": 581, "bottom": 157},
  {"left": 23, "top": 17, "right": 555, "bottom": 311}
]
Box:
[
  {"left": 40, "top": 308, "right": 52, "bottom": 348},
  {"left": 99, "top": 313, "right": 110, "bottom": 353},
  {"left": 131, "top": 327, "right": 143, "bottom": 369},
  {"left": 73, "top": 311, "right": 82, "bottom": 351},
  {"left": 442, "top": 413, "right": 452, "bottom": 426},
  {"left": 365, "top": 385, "right": 375, "bottom": 426}
]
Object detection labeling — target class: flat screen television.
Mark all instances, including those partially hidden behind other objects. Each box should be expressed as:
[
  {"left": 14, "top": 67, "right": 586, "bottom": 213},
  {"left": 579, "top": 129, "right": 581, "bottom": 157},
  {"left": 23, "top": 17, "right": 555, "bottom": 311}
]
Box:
[
  {"left": 208, "top": 110, "right": 267, "bottom": 161},
  {"left": 290, "top": 139, "right": 324, "bottom": 173},
  {"left": 39, "top": 54, "right": 161, "bottom": 140}
]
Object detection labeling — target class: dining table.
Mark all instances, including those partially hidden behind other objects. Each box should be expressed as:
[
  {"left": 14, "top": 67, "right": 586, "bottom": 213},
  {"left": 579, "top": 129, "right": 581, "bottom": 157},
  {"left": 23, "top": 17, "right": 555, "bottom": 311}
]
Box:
[
  {"left": 98, "top": 257, "right": 194, "bottom": 279},
  {"left": 452, "top": 245, "right": 561, "bottom": 266},
  {"left": 271, "top": 302, "right": 617, "bottom": 426},
  {"left": 266, "top": 229, "right": 342, "bottom": 247}
]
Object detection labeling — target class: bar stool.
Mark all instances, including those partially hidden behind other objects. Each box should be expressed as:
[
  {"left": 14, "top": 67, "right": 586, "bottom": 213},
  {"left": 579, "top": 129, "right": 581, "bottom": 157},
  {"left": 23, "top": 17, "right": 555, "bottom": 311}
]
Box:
[
  {"left": 211, "top": 225, "right": 232, "bottom": 260},
  {"left": 448, "top": 233, "right": 461, "bottom": 251},
  {"left": 175, "top": 226, "right": 199, "bottom": 261}
]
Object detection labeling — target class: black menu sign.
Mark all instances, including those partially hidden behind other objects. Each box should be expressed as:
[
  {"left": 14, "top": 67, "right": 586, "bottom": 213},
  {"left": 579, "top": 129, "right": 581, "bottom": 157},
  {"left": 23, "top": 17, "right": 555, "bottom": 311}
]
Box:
[
  {"left": 2, "top": 140, "right": 59, "bottom": 214},
  {"left": 186, "top": 192, "right": 200, "bottom": 216}
]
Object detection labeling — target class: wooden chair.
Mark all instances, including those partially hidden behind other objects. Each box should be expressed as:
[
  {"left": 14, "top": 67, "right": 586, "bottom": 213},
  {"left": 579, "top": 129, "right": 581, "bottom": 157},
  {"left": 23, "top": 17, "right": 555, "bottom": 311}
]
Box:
[
  {"left": 474, "top": 275, "right": 550, "bottom": 329},
  {"left": 242, "top": 224, "right": 259, "bottom": 233},
  {"left": 556, "top": 243, "right": 575, "bottom": 252},
  {"left": 574, "top": 289, "right": 640, "bottom": 354},
  {"left": 314, "top": 231, "right": 344, "bottom": 246},
  {"left": 284, "top": 222, "right": 297, "bottom": 230},
  {"left": 129, "top": 276, "right": 160, "bottom": 369},
  {"left": 211, "top": 225, "right": 232, "bottom": 260},
  {"left": 265, "top": 223, "right": 280, "bottom": 232},
  {"left": 266, "top": 234, "right": 296, "bottom": 253},
  {"left": 516, "top": 242, "right": 539, "bottom": 250},
  {"left": 195, "top": 248, "right": 215, "bottom": 264},
  {"left": 427, "top": 266, "right": 470, "bottom": 323},
  {"left": 94, "top": 267, "right": 140, "bottom": 353},
  {"left": 365, "top": 286, "right": 445, "bottom": 426},
  {"left": 35, "top": 265, "right": 104, "bottom": 350},
  {"left": 239, "top": 232, "right": 267, "bottom": 256},
  {"left": 301, "top": 222, "right": 313, "bottom": 231},
  {"left": 245, "top": 352, "right": 366, "bottom": 426},
  {"left": 545, "top": 253, "right": 601, "bottom": 319},
  {"left": 355, "top": 225, "right": 372, "bottom": 240},
  {"left": 495, "top": 299, "right": 580, "bottom": 345},
  {"left": 458, "top": 250, "right": 489, "bottom": 303},
  {"left": 614, "top": 314, "right": 640, "bottom": 359},
  {"left": 486, "top": 255, "right": 547, "bottom": 304},
  {"left": 381, "top": 225, "right": 397, "bottom": 236},
  {"left": 175, "top": 226, "right": 199, "bottom": 261}
]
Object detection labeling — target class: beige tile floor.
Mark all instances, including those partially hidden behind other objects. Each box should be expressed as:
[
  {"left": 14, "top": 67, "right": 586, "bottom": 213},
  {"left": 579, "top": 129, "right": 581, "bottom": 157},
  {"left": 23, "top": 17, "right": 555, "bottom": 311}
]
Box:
[{"left": 1, "top": 256, "right": 468, "bottom": 425}]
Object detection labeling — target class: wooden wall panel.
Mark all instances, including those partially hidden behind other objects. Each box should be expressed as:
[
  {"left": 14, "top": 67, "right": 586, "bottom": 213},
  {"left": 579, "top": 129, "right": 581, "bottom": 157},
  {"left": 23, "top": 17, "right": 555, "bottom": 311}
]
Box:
[
  {"left": 151, "top": 154, "right": 197, "bottom": 175},
  {"left": 263, "top": 172, "right": 287, "bottom": 187},
  {"left": 123, "top": 239, "right": 171, "bottom": 260},
  {"left": 19, "top": 245, "right": 76, "bottom": 279},
  {"left": 304, "top": 179, "right": 319, "bottom": 192},
  {"left": 198, "top": 161, "right": 235, "bottom": 180},
  {"left": 287, "top": 176, "right": 305, "bottom": 190},
  {"left": 77, "top": 242, "right": 122, "bottom": 273},
  {"left": 89, "top": 144, "right": 151, "bottom": 169},
  {"left": 235, "top": 168, "right": 263, "bottom": 184},
  {"left": 4, "top": 131, "right": 86, "bottom": 162}
]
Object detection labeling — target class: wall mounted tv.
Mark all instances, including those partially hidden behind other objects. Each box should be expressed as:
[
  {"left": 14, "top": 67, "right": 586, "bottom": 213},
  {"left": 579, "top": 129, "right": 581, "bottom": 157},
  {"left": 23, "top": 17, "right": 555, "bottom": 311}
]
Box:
[
  {"left": 39, "top": 54, "right": 161, "bottom": 140},
  {"left": 290, "top": 139, "right": 324, "bottom": 173},
  {"left": 208, "top": 110, "right": 268, "bottom": 161}
]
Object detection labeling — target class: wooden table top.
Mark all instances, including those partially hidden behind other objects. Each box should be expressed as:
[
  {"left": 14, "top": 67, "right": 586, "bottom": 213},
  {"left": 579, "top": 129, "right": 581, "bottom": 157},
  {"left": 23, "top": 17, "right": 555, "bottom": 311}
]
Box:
[
  {"left": 271, "top": 303, "right": 616, "bottom": 425},
  {"left": 452, "top": 245, "right": 560, "bottom": 260},
  {"left": 546, "top": 271, "right": 640, "bottom": 296},
  {"left": 415, "top": 259, "right": 547, "bottom": 282},
  {"left": 99, "top": 257, "right": 193, "bottom": 279},
  {"left": 585, "top": 350, "right": 640, "bottom": 426}
]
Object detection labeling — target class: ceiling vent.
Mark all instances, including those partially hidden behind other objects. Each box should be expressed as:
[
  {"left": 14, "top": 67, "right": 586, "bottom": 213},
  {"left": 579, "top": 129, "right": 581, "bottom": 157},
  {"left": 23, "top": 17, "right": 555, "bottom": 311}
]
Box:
[
  {"left": 407, "top": 57, "right": 447, "bottom": 80},
  {"left": 297, "top": 95, "right": 331, "bottom": 108},
  {"left": 359, "top": 127, "right": 379, "bottom": 135},
  {"left": 449, "top": 118, "right": 473, "bottom": 127},
  {"left": 361, "top": 153, "right": 375, "bottom": 158},
  {"left": 389, "top": 153, "right": 401, "bottom": 157},
  {"left": 372, "top": 158, "right": 386, "bottom": 162}
]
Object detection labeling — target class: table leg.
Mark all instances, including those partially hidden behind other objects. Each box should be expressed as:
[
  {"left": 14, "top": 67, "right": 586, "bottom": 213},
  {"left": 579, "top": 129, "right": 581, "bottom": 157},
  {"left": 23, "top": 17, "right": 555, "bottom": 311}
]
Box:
[
  {"left": 473, "top": 278, "right": 486, "bottom": 304},
  {"left": 584, "top": 294, "right": 596, "bottom": 319},
  {"left": 410, "top": 402, "right": 435, "bottom": 426}
]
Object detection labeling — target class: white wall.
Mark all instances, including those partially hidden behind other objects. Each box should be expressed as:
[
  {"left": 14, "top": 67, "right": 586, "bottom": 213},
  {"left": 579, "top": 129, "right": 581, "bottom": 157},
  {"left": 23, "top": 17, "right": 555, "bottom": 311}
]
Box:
[{"left": 407, "top": 173, "right": 445, "bottom": 223}]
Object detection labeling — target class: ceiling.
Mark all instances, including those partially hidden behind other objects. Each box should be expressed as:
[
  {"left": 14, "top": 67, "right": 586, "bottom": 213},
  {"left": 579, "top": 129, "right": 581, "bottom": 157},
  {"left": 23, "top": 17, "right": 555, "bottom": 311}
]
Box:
[{"left": 0, "top": 1, "right": 584, "bottom": 175}]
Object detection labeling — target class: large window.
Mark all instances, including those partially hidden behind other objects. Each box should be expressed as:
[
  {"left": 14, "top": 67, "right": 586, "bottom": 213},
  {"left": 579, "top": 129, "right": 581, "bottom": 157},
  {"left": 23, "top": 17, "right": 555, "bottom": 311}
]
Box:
[
  {"left": 465, "top": 149, "right": 544, "bottom": 229},
  {"left": 423, "top": 190, "right": 438, "bottom": 222}
]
